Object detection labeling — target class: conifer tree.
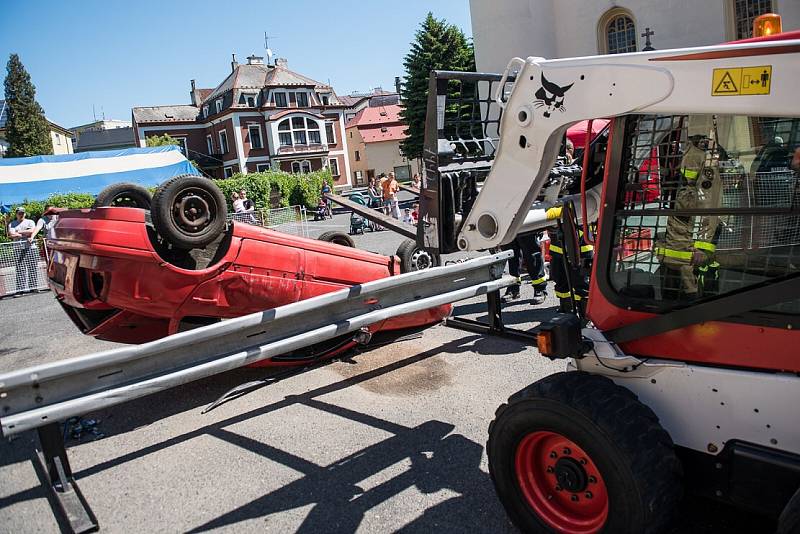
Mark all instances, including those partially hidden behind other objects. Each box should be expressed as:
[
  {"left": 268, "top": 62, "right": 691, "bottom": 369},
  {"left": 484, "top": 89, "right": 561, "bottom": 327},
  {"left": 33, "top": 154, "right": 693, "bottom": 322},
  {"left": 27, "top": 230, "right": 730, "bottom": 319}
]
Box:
[
  {"left": 3, "top": 54, "right": 52, "bottom": 157},
  {"left": 399, "top": 13, "right": 475, "bottom": 161}
]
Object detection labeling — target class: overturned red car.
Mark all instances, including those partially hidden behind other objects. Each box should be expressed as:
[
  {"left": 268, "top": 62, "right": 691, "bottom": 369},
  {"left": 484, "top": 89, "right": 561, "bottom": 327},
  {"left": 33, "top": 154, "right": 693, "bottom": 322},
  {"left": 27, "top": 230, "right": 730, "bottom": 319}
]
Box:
[{"left": 46, "top": 176, "right": 450, "bottom": 365}]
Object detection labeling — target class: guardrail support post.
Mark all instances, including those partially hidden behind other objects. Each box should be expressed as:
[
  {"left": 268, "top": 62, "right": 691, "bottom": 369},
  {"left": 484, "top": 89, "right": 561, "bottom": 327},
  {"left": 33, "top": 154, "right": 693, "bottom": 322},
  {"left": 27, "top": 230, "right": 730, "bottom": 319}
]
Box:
[
  {"left": 445, "top": 289, "right": 540, "bottom": 343},
  {"left": 36, "top": 423, "right": 98, "bottom": 533}
]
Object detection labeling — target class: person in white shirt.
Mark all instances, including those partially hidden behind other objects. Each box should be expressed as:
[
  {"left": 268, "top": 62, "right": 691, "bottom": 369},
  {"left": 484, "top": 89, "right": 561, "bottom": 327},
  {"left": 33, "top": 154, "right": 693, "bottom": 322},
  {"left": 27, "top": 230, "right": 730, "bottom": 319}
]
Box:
[
  {"left": 231, "top": 191, "right": 245, "bottom": 213},
  {"left": 7, "top": 207, "right": 38, "bottom": 294}
]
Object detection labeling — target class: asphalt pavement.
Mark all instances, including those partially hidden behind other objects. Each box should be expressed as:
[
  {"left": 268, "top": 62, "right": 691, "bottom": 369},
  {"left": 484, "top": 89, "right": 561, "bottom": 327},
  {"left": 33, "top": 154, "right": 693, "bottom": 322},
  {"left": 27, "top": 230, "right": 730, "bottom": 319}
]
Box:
[{"left": 0, "top": 210, "right": 773, "bottom": 533}]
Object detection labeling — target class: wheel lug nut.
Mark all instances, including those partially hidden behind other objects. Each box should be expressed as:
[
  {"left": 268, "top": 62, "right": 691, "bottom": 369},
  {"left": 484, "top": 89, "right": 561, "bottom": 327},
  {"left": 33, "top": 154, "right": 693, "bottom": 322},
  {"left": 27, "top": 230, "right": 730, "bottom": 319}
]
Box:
[
  {"left": 579, "top": 458, "right": 587, "bottom": 465},
  {"left": 589, "top": 476, "right": 597, "bottom": 484},
  {"left": 563, "top": 447, "right": 571, "bottom": 455},
  {"left": 546, "top": 466, "right": 554, "bottom": 473},
  {"left": 549, "top": 451, "right": 557, "bottom": 459},
  {"left": 571, "top": 494, "right": 579, "bottom": 502},
  {"left": 555, "top": 485, "right": 562, "bottom": 492},
  {"left": 547, "top": 494, "right": 553, "bottom": 500},
  {"left": 585, "top": 491, "right": 593, "bottom": 499}
]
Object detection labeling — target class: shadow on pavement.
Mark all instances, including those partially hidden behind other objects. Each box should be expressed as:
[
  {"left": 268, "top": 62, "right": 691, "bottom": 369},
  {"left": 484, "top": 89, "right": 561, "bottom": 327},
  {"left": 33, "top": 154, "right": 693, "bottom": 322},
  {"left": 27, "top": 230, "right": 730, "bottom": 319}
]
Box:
[{"left": 2, "top": 335, "right": 521, "bottom": 533}]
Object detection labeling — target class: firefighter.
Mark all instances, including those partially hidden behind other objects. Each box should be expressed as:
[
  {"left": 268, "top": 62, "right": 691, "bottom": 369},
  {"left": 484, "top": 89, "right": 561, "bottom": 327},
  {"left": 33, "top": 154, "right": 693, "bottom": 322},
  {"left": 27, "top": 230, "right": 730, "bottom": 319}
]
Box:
[
  {"left": 656, "top": 133, "right": 722, "bottom": 299},
  {"left": 502, "top": 231, "right": 548, "bottom": 304},
  {"left": 546, "top": 205, "right": 594, "bottom": 313}
]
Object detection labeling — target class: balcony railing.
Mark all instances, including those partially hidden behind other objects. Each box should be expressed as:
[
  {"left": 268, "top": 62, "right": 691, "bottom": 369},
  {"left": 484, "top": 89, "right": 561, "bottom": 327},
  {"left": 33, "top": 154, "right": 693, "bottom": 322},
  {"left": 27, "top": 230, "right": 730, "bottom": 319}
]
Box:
[{"left": 276, "top": 143, "right": 327, "bottom": 155}]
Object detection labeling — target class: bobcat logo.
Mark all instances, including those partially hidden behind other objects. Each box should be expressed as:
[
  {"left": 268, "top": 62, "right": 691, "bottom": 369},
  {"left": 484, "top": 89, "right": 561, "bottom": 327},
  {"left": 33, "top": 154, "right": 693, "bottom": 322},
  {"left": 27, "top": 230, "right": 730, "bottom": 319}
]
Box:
[{"left": 534, "top": 73, "right": 574, "bottom": 118}]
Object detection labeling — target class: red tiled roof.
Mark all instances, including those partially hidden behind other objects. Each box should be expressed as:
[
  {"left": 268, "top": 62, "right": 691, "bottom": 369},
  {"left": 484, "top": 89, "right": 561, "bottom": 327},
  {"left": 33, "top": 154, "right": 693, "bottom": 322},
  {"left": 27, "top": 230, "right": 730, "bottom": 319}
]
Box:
[
  {"left": 360, "top": 125, "right": 407, "bottom": 143},
  {"left": 346, "top": 104, "right": 403, "bottom": 127},
  {"left": 197, "top": 88, "right": 214, "bottom": 102}
]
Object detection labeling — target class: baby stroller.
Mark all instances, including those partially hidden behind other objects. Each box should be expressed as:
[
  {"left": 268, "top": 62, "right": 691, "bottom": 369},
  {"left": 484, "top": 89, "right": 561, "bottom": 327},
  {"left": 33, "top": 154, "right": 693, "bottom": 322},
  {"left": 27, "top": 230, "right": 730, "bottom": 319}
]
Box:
[{"left": 348, "top": 192, "right": 374, "bottom": 235}]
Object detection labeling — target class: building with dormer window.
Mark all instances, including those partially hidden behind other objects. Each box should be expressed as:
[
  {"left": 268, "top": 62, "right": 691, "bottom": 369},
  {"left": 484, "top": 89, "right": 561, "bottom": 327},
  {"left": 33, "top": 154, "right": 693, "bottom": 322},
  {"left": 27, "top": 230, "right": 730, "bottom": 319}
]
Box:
[{"left": 131, "top": 55, "right": 352, "bottom": 186}]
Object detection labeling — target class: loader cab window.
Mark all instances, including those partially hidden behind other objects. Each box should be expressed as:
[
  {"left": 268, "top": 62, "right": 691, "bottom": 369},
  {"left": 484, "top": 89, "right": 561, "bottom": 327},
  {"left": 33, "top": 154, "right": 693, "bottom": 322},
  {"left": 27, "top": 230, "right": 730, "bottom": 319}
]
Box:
[{"left": 603, "top": 113, "right": 800, "bottom": 319}]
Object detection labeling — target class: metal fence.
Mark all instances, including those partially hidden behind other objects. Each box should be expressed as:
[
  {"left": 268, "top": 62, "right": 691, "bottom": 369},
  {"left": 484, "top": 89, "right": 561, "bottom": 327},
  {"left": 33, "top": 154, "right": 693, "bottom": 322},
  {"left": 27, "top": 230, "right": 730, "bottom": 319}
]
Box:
[
  {"left": 0, "top": 239, "right": 49, "bottom": 297},
  {"left": 228, "top": 205, "right": 310, "bottom": 238}
]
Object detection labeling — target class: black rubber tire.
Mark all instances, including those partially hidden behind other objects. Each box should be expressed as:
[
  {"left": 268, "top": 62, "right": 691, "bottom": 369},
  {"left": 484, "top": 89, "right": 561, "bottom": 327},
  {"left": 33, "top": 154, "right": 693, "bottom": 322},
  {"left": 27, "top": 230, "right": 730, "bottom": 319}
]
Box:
[
  {"left": 396, "top": 238, "right": 439, "bottom": 273},
  {"left": 778, "top": 486, "right": 800, "bottom": 534},
  {"left": 151, "top": 175, "right": 227, "bottom": 250},
  {"left": 317, "top": 231, "right": 355, "bottom": 248},
  {"left": 488, "top": 371, "right": 682, "bottom": 534},
  {"left": 93, "top": 182, "right": 152, "bottom": 209}
]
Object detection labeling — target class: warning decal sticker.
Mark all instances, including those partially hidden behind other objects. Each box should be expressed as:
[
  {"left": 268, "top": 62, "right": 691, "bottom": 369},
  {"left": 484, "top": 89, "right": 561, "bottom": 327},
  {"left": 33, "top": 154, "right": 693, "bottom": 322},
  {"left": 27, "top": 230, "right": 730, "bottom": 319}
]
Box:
[{"left": 712, "top": 66, "right": 771, "bottom": 96}]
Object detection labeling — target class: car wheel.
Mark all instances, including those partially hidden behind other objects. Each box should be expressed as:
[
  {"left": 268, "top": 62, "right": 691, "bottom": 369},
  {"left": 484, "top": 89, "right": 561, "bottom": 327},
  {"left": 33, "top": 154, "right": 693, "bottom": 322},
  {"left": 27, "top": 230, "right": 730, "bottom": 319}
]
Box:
[
  {"left": 488, "top": 371, "right": 682, "bottom": 534},
  {"left": 93, "top": 182, "right": 152, "bottom": 209},
  {"left": 397, "top": 238, "right": 439, "bottom": 273},
  {"left": 151, "top": 174, "right": 227, "bottom": 250},
  {"left": 317, "top": 231, "right": 355, "bottom": 248}
]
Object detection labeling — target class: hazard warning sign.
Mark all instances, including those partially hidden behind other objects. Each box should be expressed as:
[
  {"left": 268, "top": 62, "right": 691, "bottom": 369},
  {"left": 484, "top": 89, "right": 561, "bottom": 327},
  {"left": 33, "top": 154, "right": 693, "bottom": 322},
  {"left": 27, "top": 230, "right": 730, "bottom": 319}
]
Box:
[{"left": 712, "top": 66, "right": 772, "bottom": 96}]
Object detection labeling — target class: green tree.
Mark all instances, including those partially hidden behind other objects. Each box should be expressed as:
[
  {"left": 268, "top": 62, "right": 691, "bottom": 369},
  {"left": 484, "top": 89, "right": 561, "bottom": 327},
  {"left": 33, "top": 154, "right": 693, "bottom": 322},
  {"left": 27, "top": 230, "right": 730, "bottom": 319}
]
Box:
[
  {"left": 145, "top": 133, "right": 180, "bottom": 147},
  {"left": 399, "top": 13, "right": 475, "bottom": 161},
  {"left": 3, "top": 54, "right": 52, "bottom": 157}
]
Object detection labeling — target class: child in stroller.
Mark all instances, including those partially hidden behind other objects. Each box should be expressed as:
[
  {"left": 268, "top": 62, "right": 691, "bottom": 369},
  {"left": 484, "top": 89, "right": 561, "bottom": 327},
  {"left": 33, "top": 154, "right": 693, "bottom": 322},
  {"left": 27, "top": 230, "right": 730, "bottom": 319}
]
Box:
[
  {"left": 348, "top": 192, "right": 374, "bottom": 235},
  {"left": 314, "top": 198, "right": 327, "bottom": 221}
]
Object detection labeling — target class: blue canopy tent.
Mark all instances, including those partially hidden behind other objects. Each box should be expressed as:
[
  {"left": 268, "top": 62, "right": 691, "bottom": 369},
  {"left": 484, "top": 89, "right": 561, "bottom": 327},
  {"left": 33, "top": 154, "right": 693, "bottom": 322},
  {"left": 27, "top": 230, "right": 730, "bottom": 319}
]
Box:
[{"left": 0, "top": 146, "right": 200, "bottom": 212}]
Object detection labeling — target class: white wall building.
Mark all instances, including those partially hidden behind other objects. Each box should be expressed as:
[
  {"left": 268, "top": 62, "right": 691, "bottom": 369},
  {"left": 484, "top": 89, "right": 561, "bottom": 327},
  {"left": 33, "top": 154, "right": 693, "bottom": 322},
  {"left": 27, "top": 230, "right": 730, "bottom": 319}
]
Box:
[{"left": 470, "top": 0, "right": 800, "bottom": 74}]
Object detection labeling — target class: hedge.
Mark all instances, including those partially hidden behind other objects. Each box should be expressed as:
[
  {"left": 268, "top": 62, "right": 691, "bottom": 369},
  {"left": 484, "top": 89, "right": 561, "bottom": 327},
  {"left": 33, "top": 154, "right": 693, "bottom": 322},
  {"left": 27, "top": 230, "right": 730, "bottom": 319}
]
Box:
[{"left": 215, "top": 169, "right": 332, "bottom": 210}]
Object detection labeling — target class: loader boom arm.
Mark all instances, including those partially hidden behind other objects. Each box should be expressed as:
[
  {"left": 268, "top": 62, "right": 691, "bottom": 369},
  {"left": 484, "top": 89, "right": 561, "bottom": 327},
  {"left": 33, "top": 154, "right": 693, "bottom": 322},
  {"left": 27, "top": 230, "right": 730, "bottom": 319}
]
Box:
[{"left": 457, "top": 36, "right": 800, "bottom": 251}]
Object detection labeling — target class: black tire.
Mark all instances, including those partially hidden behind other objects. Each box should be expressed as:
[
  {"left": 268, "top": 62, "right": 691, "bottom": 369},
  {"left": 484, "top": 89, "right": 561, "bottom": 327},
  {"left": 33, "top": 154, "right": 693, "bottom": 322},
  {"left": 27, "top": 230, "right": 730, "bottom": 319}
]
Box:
[
  {"left": 151, "top": 174, "right": 227, "bottom": 250},
  {"left": 488, "top": 371, "right": 682, "bottom": 534},
  {"left": 396, "top": 238, "right": 439, "bottom": 273},
  {"left": 317, "top": 231, "right": 355, "bottom": 248},
  {"left": 93, "top": 182, "right": 152, "bottom": 209},
  {"left": 778, "top": 486, "right": 800, "bottom": 534}
]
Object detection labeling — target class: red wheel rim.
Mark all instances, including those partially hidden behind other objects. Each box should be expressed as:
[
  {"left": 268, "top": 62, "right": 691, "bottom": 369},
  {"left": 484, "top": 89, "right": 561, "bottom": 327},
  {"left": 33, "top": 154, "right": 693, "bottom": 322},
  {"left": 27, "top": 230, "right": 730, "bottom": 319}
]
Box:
[{"left": 515, "top": 431, "right": 609, "bottom": 534}]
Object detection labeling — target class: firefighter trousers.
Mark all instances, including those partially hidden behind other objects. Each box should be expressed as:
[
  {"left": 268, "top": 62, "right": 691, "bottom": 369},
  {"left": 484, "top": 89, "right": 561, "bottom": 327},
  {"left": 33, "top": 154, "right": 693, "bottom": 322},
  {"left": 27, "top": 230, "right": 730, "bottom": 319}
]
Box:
[{"left": 503, "top": 233, "right": 546, "bottom": 296}]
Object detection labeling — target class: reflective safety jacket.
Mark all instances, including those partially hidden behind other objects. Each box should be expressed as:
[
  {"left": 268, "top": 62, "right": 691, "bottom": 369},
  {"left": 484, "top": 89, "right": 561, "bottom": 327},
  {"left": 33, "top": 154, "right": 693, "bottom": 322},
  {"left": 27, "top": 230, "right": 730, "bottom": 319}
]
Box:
[{"left": 657, "top": 144, "right": 722, "bottom": 263}]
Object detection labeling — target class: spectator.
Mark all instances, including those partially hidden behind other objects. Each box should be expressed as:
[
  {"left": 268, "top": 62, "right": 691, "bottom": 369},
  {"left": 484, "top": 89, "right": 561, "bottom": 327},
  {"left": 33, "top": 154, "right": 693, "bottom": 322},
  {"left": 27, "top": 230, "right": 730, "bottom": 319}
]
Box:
[
  {"left": 383, "top": 172, "right": 401, "bottom": 219},
  {"left": 314, "top": 198, "right": 327, "bottom": 221},
  {"left": 231, "top": 191, "right": 245, "bottom": 213},
  {"left": 367, "top": 178, "right": 382, "bottom": 209},
  {"left": 402, "top": 207, "right": 414, "bottom": 224},
  {"left": 321, "top": 180, "right": 332, "bottom": 218},
  {"left": 7, "top": 206, "right": 38, "bottom": 295},
  {"left": 411, "top": 202, "right": 420, "bottom": 224},
  {"left": 379, "top": 173, "right": 391, "bottom": 215},
  {"left": 238, "top": 189, "right": 257, "bottom": 224},
  {"left": 31, "top": 206, "right": 61, "bottom": 240},
  {"left": 412, "top": 173, "right": 421, "bottom": 189},
  {"left": 239, "top": 189, "right": 254, "bottom": 211}
]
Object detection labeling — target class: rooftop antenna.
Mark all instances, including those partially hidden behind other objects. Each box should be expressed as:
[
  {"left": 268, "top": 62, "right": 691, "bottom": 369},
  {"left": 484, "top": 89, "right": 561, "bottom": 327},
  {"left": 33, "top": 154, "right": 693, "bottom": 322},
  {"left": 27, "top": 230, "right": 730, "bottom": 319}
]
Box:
[
  {"left": 92, "top": 104, "right": 97, "bottom": 122},
  {"left": 264, "top": 32, "right": 278, "bottom": 65}
]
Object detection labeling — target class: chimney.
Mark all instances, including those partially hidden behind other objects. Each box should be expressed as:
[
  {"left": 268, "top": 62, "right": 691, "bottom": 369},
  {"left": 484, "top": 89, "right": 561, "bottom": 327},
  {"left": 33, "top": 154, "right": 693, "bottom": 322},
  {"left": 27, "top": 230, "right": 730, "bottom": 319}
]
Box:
[
  {"left": 231, "top": 53, "right": 238, "bottom": 72},
  {"left": 395, "top": 76, "right": 402, "bottom": 99},
  {"left": 274, "top": 58, "right": 288, "bottom": 68},
  {"left": 246, "top": 54, "right": 264, "bottom": 65},
  {"left": 190, "top": 79, "right": 198, "bottom": 106}
]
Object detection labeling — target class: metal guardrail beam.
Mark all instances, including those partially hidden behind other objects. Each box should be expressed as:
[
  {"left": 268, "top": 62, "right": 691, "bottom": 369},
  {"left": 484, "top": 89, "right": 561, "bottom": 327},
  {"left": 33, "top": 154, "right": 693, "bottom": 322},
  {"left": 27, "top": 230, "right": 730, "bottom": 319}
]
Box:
[
  {"left": 0, "top": 252, "right": 513, "bottom": 436},
  {"left": 325, "top": 193, "right": 417, "bottom": 239},
  {"left": 397, "top": 183, "right": 420, "bottom": 196}
]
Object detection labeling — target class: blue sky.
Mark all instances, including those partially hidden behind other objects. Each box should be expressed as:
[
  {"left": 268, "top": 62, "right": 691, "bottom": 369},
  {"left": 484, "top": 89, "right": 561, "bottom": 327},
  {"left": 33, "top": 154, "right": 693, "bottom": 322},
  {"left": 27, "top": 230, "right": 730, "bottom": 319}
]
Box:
[{"left": 0, "top": 0, "right": 472, "bottom": 128}]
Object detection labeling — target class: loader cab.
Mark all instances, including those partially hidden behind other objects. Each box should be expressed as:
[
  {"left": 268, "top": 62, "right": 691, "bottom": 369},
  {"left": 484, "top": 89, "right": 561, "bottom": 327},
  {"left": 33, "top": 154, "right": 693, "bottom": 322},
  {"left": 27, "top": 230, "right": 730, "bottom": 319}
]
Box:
[{"left": 590, "top": 112, "right": 800, "bottom": 371}]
